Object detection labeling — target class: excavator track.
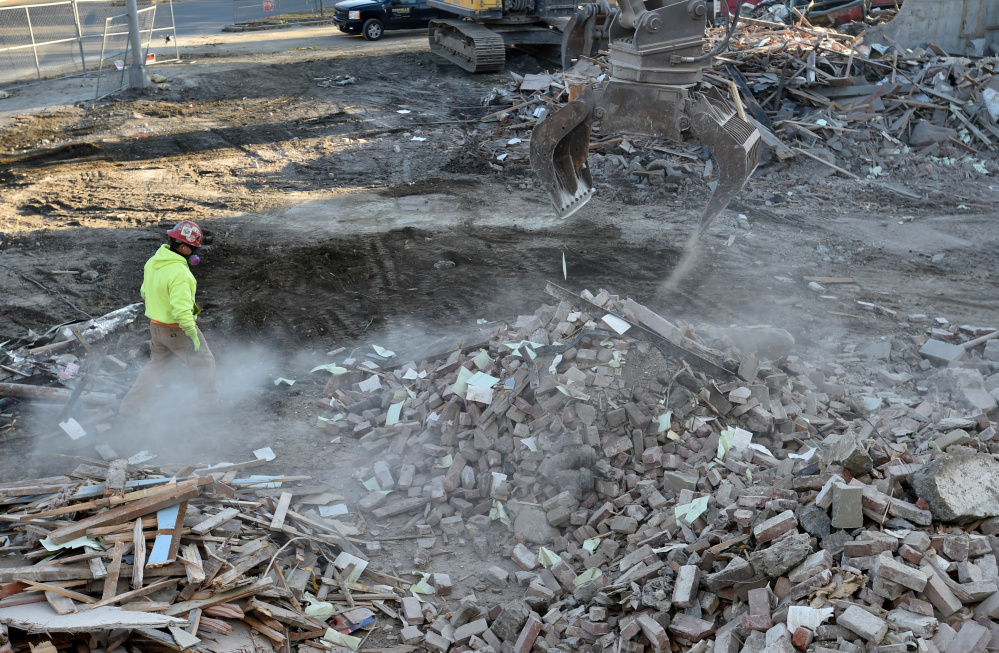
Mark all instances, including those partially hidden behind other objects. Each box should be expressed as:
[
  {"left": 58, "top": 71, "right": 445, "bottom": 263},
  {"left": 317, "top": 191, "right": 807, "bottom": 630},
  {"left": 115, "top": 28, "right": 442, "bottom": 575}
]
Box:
[{"left": 428, "top": 20, "right": 505, "bottom": 73}]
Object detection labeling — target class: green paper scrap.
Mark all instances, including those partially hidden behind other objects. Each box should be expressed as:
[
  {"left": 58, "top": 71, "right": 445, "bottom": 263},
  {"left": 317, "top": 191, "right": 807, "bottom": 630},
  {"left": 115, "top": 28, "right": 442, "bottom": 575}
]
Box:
[
  {"left": 468, "top": 371, "right": 500, "bottom": 388},
  {"left": 477, "top": 318, "right": 489, "bottom": 324},
  {"left": 556, "top": 384, "right": 589, "bottom": 401},
  {"left": 451, "top": 366, "right": 474, "bottom": 396},
  {"left": 386, "top": 402, "right": 404, "bottom": 426},
  {"left": 472, "top": 349, "right": 492, "bottom": 370},
  {"left": 435, "top": 454, "right": 453, "bottom": 470},
  {"left": 656, "top": 411, "right": 673, "bottom": 434},
  {"left": 501, "top": 341, "right": 544, "bottom": 359},
  {"left": 41, "top": 536, "right": 101, "bottom": 552},
  {"left": 538, "top": 547, "right": 561, "bottom": 568},
  {"left": 573, "top": 568, "right": 602, "bottom": 587},
  {"left": 311, "top": 363, "right": 348, "bottom": 375},
  {"left": 409, "top": 572, "right": 436, "bottom": 599},
  {"left": 363, "top": 477, "right": 392, "bottom": 496},
  {"left": 302, "top": 592, "right": 337, "bottom": 617},
  {"left": 274, "top": 378, "right": 295, "bottom": 386},
  {"left": 322, "top": 628, "right": 362, "bottom": 651},
  {"left": 490, "top": 500, "right": 510, "bottom": 526},
  {"left": 582, "top": 538, "right": 600, "bottom": 554},
  {"left": 372, "top": 345, "right": 395, "bottom": 358},
  {"left": 562, "top": 252, "right": 567, "bottom": 280},
  {"left": 674, "top": 496, "right": 709, "bottom": 523}
]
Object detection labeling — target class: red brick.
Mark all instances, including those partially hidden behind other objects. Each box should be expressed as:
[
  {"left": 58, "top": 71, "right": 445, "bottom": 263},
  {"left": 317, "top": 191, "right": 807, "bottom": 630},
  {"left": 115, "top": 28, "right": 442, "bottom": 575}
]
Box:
[{"left": 512, "top": 615, "right": 542, "bottom": 653}]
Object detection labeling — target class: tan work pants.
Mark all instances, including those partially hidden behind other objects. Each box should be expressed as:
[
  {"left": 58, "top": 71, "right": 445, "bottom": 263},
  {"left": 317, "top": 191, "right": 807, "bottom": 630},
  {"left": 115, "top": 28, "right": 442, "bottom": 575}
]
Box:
[{"left": 119, "top": 322, "right": 219, "bottom": 416}]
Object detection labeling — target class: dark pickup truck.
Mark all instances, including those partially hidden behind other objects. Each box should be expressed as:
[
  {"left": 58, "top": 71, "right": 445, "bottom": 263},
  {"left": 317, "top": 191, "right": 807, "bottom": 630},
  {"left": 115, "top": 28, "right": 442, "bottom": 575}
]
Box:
[{"left": 332, "top": 0, "right": 446, "bottom": 41}]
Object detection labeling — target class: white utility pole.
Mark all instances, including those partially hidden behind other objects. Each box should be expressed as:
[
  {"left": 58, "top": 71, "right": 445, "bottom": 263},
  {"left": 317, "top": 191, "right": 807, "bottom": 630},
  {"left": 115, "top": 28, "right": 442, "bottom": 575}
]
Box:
[{"left": 126, "top": 0, "right": 149, "bottom": 89}]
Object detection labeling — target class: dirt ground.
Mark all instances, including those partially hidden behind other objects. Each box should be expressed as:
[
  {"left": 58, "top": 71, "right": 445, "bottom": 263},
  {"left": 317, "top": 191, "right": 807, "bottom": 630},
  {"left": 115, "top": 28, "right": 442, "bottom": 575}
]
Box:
[{"left": 1, "top": 24, "right": 998, "bottom": 562}]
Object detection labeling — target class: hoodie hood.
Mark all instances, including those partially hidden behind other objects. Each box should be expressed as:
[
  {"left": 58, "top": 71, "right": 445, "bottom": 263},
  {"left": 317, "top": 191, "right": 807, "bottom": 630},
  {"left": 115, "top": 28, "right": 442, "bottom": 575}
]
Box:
[{"left": 150, "top": 244, "right": 191, "bottom": 269}]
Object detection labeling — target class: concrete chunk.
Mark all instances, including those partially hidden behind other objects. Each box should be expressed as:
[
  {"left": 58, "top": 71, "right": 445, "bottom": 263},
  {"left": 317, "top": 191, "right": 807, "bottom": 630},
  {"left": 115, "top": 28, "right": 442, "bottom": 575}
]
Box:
[
  {"left": 908, "top": 454, "right": 999, "bottom": 523},
  {"left": 919, "top": 338, "right": 966, "bottom": 365}
]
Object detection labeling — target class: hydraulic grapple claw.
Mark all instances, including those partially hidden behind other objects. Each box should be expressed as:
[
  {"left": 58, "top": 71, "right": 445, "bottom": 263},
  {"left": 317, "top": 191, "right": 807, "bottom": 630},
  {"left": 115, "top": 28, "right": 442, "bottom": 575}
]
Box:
[{"left": 529, "top": 86, "right": 597, "bottom": 218}]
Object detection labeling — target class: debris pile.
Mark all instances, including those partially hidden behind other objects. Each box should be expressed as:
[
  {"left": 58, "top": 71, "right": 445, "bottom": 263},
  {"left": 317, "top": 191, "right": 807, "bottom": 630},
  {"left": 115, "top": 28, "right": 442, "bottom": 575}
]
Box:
[
  {"left": 472, "top": 16, "right": 999, "bottom": 187},
  {"left": 0, "top": 455, "right": 408, "bottom": 653},
  {"left": 313, "top": 282, "right": 999, "bottom": 653}
]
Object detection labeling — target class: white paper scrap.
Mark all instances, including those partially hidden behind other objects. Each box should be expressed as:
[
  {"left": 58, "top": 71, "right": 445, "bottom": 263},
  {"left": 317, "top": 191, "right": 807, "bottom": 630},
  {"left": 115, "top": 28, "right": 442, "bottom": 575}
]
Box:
[
  {"left": 372, "top": 345, "right": 395, "bottom": 358},
  {"left": 253, "top": 447, "right": 276, "bottom": 462},
  {"left": 601, "top": 314, "right": 631, "bottom": 335},
  {"left": 274, "top": 378, "right": 295, "bottom": 386},
  {"left": 358, "top": 375, "right": 382, "bottom": 393},
  {"left": 59, "top": 418, "right": 87, "bottom": 441},
  {"left": 787, "top": 606, "right": 834, "bottom": 633},
  {"left": 468, "top": 371, "right": 500, "bottom": 388},
  {"left": 466, "top": 385, "right": 494, "bottom": 404},
  {"left": 334, "top": 552, "right": 368, "bottom": 583},
  {"left": 403, "top": 368, "right": 420, "bottom": 380},
  {"left": 319, "top": 504, "right": 349, "bottom": 518},
  {"left": 411, "top": 136, "right": 426, "bottom": 141},
  {"left": 397, "top": 109, "right": 411, "bottom": 114}
]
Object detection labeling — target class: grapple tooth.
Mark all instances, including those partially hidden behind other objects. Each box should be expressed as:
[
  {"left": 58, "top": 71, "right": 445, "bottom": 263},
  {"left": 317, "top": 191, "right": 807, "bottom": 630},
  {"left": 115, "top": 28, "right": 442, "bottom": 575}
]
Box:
[
  {"left": 529, "top": 87, "right": 597, "bottom": 218},
  {"left": 689, "top": 89, "right": 763, "bottom": 235}
]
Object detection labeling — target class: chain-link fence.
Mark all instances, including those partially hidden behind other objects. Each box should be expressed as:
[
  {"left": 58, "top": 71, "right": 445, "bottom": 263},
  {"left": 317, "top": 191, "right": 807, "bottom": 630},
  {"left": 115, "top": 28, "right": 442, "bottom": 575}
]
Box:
[
  {"left": 232, "top": 0, "right": 326, "bottom": 26},
  {"left": 0, "top": 0, "right": 177, "bottom": 89},
  {"left": 93, "top": 5, "right": 155, "bottom": 100}
]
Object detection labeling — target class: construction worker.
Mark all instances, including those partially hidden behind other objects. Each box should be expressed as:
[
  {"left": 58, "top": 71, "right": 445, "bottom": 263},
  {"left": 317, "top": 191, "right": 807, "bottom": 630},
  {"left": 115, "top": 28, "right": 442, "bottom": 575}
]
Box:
[{"left": 118, "top": 220, "right": 220, "bottom": 416}]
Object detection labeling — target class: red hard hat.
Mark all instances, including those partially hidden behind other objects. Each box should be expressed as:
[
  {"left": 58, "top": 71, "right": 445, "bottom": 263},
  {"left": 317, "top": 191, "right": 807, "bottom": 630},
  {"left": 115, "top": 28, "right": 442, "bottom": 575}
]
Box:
[{"left": 167, "top": 220, "right": 203, "bottom": 248}]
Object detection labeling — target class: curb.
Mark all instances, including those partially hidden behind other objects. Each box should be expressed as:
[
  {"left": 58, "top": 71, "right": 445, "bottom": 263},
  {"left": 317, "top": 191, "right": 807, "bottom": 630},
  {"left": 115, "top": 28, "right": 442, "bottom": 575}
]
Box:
[{"left": 222, "top": 18, "right": 337, "bottom": 32}]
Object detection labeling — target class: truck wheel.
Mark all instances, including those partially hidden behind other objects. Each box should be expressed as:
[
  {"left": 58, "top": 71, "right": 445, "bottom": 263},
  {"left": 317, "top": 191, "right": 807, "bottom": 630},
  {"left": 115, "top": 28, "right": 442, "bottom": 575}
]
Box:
[{"left": 362, "top": 18, "right": 384, "bottom": 41}]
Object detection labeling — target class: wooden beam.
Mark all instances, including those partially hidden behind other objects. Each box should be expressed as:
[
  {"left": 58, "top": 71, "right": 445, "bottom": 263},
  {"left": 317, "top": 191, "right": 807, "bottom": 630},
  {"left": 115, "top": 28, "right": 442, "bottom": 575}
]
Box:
[
  {"left": 0, "top": 382, "right": 117, "bottom": 405},
  {"left": 47, "top": 482, "right": 200, "bottom": 545},
  {"left": 212, "top": 546, "right": 275, "bottom": 588}
]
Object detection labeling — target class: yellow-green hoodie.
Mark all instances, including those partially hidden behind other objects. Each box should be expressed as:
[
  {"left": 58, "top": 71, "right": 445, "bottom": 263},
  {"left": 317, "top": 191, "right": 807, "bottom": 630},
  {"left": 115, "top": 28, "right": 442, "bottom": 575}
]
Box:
[{"left": 140, "top": 245, "right": 201, "bottom": 345}]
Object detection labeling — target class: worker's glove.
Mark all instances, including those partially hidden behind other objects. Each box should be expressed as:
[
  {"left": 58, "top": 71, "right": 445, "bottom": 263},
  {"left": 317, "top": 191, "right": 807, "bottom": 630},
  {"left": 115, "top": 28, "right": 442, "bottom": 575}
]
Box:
[{"left": 190, "top": 337, "right": 201, "bottom": 356}]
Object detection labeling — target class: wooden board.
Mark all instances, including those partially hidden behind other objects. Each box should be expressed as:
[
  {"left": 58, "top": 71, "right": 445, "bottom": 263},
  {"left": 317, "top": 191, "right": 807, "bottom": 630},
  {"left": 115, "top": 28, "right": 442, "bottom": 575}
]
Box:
[
  {"left": 190, "top": 508, "right": 240, "bottom": 536},
  {"left": 147, "top": 502, "right": 188, "bottom": 567},
  {"left": 44, "top": 592, "right": 76, "bottom": 616},
  {"left": 102, "top": 541, "right": 125, "bottom": 601},
  {"left": 269, "top": 493, "right": 292, "bottom": 530},
  {"left": 180, "top": 544, "right": 205, "bottom": 584}
]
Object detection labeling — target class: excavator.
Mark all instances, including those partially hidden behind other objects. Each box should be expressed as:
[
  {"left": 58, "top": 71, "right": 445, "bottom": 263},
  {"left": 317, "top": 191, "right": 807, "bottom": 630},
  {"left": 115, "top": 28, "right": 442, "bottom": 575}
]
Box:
[
  {"left": 530, "top": 0, "right": 763, "bottom": 239},
  {"left": 426, "top": 0, "right": 613, "bottom": 72}
]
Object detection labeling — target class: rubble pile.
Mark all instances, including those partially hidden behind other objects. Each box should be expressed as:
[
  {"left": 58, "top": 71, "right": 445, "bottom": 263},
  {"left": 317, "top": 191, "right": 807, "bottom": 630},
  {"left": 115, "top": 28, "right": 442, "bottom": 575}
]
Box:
[
  {"left": 476, "top": 17, "right": 999, "bottom": 187},
  {"left": 315, "top": 282, "right": 999, "bottom": 653},
  {"left": 0, "top": 456, "right": 405, "bottom": 653}
]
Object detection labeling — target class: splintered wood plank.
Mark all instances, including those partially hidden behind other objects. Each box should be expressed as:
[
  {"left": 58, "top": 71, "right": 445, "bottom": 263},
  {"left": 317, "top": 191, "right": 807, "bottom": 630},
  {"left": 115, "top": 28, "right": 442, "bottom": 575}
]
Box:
[
  {"left": 180, "top": 544, "right": 205, "bottom": 584},
  {"left": 212, "top": 546, "right": 275, "bottom": 588},
  {"left": 164, "top": 577, "right": 274, "bottom": 616},
  {"left": 47, "top": 482, "right": 200, "bottom": 545},
  {"left": 190, "top": 508, "right": 240, "bottom": 536},
  {"left": 243, "top": 615, "right": 286, "bottom": 645},
  {"left": 270, "top": 493, "right": 292, "bottom": 530},
  {"left": 132, "top": 519, "right": 146, "bottom": 590},
  {"left": 102, "top": 542, "right": 125, "bottom": 601},
  {"left": 15, "top": 580, "right": 94, "bottom": 604},
  {"left": 44, "top": 591, "right": 76, "bottom": 615},
  {"left": 104, "top": 460, "right": 128, "bottom": 498},
  {"left": 88, "top": 578, "right": 179, "bottom": 609}
]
